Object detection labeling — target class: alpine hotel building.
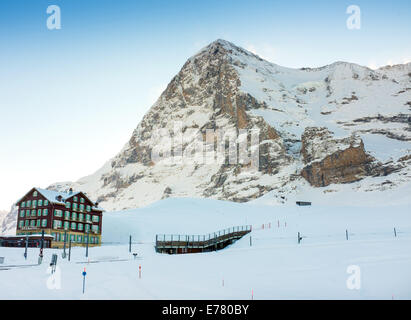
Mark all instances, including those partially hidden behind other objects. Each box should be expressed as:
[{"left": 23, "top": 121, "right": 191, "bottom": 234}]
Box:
[{"left": 15, "top": 187, "right": 103, "bottom": 248}]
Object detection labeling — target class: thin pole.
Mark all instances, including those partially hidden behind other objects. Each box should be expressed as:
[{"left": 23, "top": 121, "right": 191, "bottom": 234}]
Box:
[
  {"left": 250, "top": 236, "right": 252, "bottom": 247},
  {"left": 86, "top": 230, "right": 90, "bottom": 258},
  {"left": 68, "top": 238, "right": 72, "bottom": 261},
  {"left": 39, "top": 230, "right": 44, "bottom": 264},
  {"left": 394, "top": 227, "right": 397, "bottom": 237},
  {"left": 63, "top": 230, "right": 67, "bottom": 258},
  {"left": 346, "top": 229, "right": 348, "bottom": 240},
  {"left": 129, "top": 235, "right": 132, "bottom": 253},
  {"left": 24, "top": 235, "right": 28, "bottom": 259}
]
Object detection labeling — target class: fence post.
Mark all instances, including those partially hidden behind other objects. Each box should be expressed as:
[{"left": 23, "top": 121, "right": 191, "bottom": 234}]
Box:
[{"left": 68, "top": 237, "right": 72, "bottom": 262}]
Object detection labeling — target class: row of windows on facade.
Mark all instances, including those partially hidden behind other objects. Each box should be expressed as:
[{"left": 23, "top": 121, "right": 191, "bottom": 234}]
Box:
[
  {"left": 19, "top": 209, "right": 99, "bottom": 222},
  {"left": 52, "top": 232, "right": 100, "bottom": 244},
  {"left": 17, "top": 230, "right": 100, "bottom": 244},
  {"left": 18, "top": 219, "right": 99, "bottom": 232},
  {"left": 30, "top": 191, "right": 86, "bottom": 204},
  {"left": 21, "top": 199, "right": 93, "bottom": 212}
]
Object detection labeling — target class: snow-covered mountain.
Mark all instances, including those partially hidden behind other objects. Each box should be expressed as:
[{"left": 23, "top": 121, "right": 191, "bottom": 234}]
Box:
[{"left": 2, "top": 39, "right": 410, "bottom": 234}]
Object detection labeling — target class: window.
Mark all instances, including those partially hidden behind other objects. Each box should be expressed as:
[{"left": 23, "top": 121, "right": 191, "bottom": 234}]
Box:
[
  {"left": 53, "top": 220, "right": 62, "bottom": 229},
  {"left": 86, "top": 205, "right": 91, "bottom": 212},
  {"left": 79, "top": 213, "right": 84, "bottom": 221},
  {"left": 74, "top": 196, "right": 78, "bottom": 202},
  {"left": 32, "top": 200, "right": 37, "bottom": 208},
  {"left": 85, "top": 224, "right": 90, "bottom": 232},
  {"left": 65, "top": 202, "right": 71, "bottom": 209},
  {"left": 43, "top": 209, "right": 48, "bottom": 216},
  {"left": 54, "top": 210, "right": 62, "bottom": 217},
  {"left": 19, "top": 221, "right": 24, "bottom": 228},
  {"left": 38, "top": 200, "right": 43, "bottom": 207},
  {"left": 42, "top": 219, "right": 47, "bottom": 227},
  {"left": 86, "top": 214, "right": 90, "bottom": 222},
  {"left": 37, "top": 219, "right": 41, "bottom": 227},
  {"left": 70, "top": 234, "right": 75, "bottom": 242},
  {"left": 27, "top": 200, "right": 31, "bottom": 207},
  {"left": 72, "top": 212, "right": 77, "bottom": 220},
  {"left": 79, "top": 204, "right": 84, "bottom": 212},
  {"left": 92, "top": 225, "right": 99, "bottom": 233},
  {"left": 72, "top": 203, "right": 78, "bottom": 211},
  {"left": 26, "top": 211, "right": 30, "bottom": 218},
  {"left": 90, "top": 237, "right": 94, "bottom": 244},
  {"left": 78, "top": 223, "right": 83, "bottom": 231},
  {"left": 95, "top": 237, "right": 99, "bottom": 244},
  {"left": 71, "top": 222, "right": 76, "bottom": 230},
  {"left": 80, "top": 198, "right": 85, "bottom": 204},
  {"left": 30, "top": 220, "right": 35, "bottom": 227},
  {"left": 20, "top": 210, "right": 25, "bottom": 218},
  {"left": 83, "top": 235, "right": 89, "bottom": 244},
  {"left": 92, "top": 215, "right": 99, "bottom": 223},
  {"left": 37, "top": 209, "right": 42, "bottom": 217},
  {"left": 64, "top": 221, "right": 69, "bottom": 230},
  {"left": 21, "top": 201, "right": 26, "bottom": 208},
  {"left": 31, "top": 210, "right": 36, "bottom": 217},
  {"left": 25, "top": 220, "right": 29, "bottom": 227},
  {"left": 33, "top": 191, "right": 38, "bottom": 197},
  {"left": 64, "top": 211, "right": 70, "bottom": 219},
  {"left": 44, "top": 200, "right": 49, "bottom": 206},
  {"left": 77, "top": 235, "right": 82, "bottom": 242}
]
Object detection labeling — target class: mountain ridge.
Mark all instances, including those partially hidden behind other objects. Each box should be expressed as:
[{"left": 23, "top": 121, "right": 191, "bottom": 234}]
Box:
[{"left": 2, "top": 39, "right": 410, "bottom": 234}]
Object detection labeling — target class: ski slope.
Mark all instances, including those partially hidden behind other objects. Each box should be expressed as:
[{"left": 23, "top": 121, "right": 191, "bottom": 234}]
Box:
[{"left": 0, "top": 195, "right": 410, "bottom": 300}]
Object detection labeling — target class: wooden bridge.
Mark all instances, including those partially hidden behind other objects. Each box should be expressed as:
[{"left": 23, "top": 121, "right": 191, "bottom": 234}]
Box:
[{"left": 155, "top": 225, "right": 252, "bottom": 254}]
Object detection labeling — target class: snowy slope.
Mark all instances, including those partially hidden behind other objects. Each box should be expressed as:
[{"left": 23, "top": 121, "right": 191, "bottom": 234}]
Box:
[{"left": 0, "top": 197, "right": 410, "bottom": 299}]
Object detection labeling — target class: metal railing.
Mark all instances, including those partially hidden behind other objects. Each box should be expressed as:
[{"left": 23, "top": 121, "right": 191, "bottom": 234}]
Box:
[{"left": 155, "top": 225, "right": 252, "bottom": 250}]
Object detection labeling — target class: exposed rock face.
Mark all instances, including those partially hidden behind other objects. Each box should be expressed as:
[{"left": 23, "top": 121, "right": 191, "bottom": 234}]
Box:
[{"left": 300, "top": 127, "right": 375, "bottom": 187}]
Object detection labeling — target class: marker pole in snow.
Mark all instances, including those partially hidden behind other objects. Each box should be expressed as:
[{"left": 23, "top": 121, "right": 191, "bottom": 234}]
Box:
[
  {"left": 24, "top": 235, "right": 28, "bottom": 260},
  {"left": 249, "top": 236, "right": 252, "bottom": 247},
  {"left": 129, "top": 235, "right": 132, "bottom": 253},
  {"left": 82, "top": 268, "right": 87, "bottom": 294},
  {"left": 139, "top": 265, "right": 142, "bottom": 279},
  {"left": 68, "top": 238, "right": 72, "bottom": 262},
  {"left": 346, "top": 229, "right": 349, "bottom": 241},
  {"left": 38, "top": 230, "right": 44, "bottom": 264},
  {"left": 86, "top": 230, "right": 90, "bottom": 258},
  {"left": 394, "top": 228, "right": 397, "bottom": 237},
  {"left": 62, "top": 231, "right": 67, "bottom": 259},
  {"left": 278, "top": 220, "right": 280, "bottom": 228}
]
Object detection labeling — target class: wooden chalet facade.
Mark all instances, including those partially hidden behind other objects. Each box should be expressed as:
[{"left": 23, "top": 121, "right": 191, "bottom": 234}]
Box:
[{"left": 15, "top": 187, "right": 103, "bottom": 249}]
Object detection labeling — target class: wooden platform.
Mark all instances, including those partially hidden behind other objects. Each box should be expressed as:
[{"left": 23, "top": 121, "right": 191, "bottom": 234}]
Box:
[{"left": 155, "top": 225, "right": 252, "bottom": 254}]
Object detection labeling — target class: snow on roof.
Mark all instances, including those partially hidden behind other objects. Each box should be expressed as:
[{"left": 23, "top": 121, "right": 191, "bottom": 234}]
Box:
[
  {"left": 36, "top": 188, "right": 81, "bottom": 205},
  {"left": 16, "top": 187, "right": 103, "bottom": 211}
]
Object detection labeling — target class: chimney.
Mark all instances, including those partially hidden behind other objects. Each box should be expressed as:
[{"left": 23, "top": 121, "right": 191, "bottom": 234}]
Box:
[{"left": 69, "top": 188, "right": 73, "bottom": 194}]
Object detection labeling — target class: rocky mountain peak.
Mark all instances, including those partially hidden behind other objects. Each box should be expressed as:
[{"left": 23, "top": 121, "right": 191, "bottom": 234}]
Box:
[{"left": 2, "top": 39, "right": 409, "bottom": 233}]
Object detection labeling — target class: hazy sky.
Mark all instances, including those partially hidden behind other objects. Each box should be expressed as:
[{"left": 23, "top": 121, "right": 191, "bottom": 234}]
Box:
[{"left": 0, "top": 0, "right": 410, "bottom": 210}]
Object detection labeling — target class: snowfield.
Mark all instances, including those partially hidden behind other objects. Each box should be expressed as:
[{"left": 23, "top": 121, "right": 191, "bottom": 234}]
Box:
[{"left": 1, "top": 192, "right": 410, "bottom": 300}]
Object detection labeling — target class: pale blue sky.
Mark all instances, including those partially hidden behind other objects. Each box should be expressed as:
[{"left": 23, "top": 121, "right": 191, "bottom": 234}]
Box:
[{"left": 0, "top": 0, "right": 410, "bottom": 210}]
